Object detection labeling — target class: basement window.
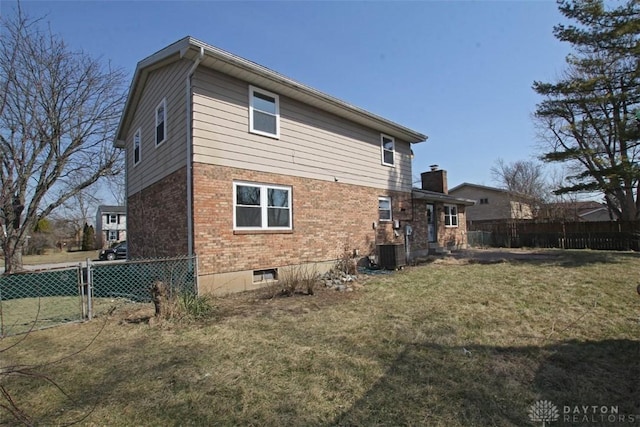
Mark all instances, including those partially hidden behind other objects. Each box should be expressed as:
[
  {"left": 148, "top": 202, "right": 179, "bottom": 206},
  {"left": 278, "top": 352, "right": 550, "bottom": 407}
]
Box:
[{"left": 253, "top": 268, "right": 278, "bottom": 282}]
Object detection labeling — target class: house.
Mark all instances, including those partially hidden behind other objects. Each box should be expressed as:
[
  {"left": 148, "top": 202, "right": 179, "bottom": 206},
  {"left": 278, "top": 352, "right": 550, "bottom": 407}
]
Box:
[
  {"left": 538, "top": 201, "right": 611, "bottom": 222},
  {"left": 114, "top": 36, "right": 459, "bottom": 294},
  {"left": 95, "top": 205, "right": 127, "bottom": 248},
  {"left": 448, "top": 183, "right": 534, "bottom": 227},
  {"left": 411, "top": 167, "right": 475, "bottom": 254}
]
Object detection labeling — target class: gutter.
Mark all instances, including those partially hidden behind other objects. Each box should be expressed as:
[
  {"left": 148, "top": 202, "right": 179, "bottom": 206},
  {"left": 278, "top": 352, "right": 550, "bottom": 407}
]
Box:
[{"left": 185, "top": 46, "right": 204, "bottom": 257}]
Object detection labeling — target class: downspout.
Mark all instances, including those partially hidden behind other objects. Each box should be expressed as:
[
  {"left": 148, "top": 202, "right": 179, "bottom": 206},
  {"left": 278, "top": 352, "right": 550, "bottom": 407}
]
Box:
[{"left": 186, "top": 46, "right": 204, "bottom": 258}]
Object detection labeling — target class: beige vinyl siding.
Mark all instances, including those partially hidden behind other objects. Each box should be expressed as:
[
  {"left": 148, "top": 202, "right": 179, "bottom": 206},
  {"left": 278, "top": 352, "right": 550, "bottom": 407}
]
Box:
[
  {"left": 191, "top": 68, "right": 412, "bottom": 192},
  {"left": 125, "top": 59, "right": 192, "bottom": 196},
  {"left": 449, "top": 187, "right": 525, "bottom": 221}
]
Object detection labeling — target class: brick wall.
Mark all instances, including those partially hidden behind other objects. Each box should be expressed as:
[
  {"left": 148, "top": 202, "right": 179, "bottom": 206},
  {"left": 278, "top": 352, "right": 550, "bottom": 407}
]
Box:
[
  {"left": 127, "top": 167, "right": 189, "bottom": 258},
  {"left": 410, "top": 201, "right": 467, "bottom": 253},
  {"left": 192, "top": 163, "right": 410, "bottom": 275}
]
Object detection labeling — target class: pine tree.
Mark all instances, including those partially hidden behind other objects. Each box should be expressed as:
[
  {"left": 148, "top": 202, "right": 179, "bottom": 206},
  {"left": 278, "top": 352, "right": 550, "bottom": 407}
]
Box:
[
  {"left": 81, "top": 223, "right": 90, "bottom": 251},
  {"left": 533, "top": 0, "right": 640, "bottom": 220}
]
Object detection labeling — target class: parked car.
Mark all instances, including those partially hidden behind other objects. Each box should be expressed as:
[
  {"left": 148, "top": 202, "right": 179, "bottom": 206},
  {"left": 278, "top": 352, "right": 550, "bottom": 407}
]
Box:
[{"left": 99, "top": 242, "right": 127, "bottom": 261}]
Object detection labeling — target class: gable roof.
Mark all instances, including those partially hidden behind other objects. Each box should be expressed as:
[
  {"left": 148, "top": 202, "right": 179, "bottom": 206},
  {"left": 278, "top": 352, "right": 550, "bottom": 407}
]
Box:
[
  {"left": 448, "top": 182, "right": 535, "bottom": 201},
  {"left": 449, "top": 182, "right": 513, "bottom": 195},
  {"left": 97, "top": 205, "right": 126, "bottom": 214},
  {"left": 115, "top": 36, "right": 427, "bottom": 147},
  {"left": 412, "top": 188, "right": 475, "bottom": 206}
]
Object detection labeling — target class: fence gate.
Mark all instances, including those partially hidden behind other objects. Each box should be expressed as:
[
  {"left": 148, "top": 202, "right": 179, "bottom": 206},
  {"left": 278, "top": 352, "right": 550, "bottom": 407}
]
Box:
[{"left": 0, "top": 256, "right": 198, "bottom": 337}]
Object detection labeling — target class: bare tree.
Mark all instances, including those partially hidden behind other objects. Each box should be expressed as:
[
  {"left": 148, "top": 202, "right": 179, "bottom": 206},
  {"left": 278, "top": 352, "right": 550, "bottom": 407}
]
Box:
[
  {"left": 51, "top": 189, "right": 101, "bottom": 249},
  {"left": 0, "top": 6, "right": 126, "bottom": 272},
  {"left": 491, "top": 159, "right": 549, "bottom": 200}
]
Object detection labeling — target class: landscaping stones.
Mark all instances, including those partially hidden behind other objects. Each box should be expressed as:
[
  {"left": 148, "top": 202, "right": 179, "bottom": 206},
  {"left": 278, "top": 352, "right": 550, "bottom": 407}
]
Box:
[{"left": 320, "top": 269, "right": 359, "bottom": 291}]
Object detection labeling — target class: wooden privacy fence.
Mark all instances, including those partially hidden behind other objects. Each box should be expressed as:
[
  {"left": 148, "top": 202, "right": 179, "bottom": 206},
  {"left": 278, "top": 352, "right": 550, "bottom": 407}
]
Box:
[{"left": 468, "top": 220, "right": 640, "bottom": 251}]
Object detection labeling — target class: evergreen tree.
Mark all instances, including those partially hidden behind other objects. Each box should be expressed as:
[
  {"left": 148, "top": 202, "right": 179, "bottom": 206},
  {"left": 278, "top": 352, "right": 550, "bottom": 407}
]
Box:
[
  {"left": 533, "top": 0, "right": 640, "bottom": 220},
  {"left": 81, "top": 223, "right": 90, "bottom": 251}
]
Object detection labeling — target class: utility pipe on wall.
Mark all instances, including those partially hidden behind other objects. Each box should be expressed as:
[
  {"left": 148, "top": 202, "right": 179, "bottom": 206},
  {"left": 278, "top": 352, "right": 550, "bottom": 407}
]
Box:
[{"left": 185, "top": 46, "right": 204, "bottom": 258}]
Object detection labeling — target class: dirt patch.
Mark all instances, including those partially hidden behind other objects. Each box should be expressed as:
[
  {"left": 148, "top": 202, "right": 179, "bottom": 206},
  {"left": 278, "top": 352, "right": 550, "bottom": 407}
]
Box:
[
  {"left": 111, "top": 279, "right": 367, "bottom": 326},
  {"left": 211, "top": 282, "right": 364, "bottom": 320}
]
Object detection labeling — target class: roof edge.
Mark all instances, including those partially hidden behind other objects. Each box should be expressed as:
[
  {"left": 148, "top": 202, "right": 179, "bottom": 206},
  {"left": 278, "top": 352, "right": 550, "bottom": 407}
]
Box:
[{"left": 115, "top": 36, "right": 427, "bottom": 146}]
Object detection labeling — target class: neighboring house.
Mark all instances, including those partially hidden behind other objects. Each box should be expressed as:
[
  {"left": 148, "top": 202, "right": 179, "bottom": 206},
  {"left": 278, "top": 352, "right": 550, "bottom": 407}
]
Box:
[
  {"left": 448, "top": 183, "right": 534, "bottom": 226},
  {"left": 115, "top": 36, "right": 446, "bottom": 294},
  {"left": 411, "top": 167, "right": 475, "bottom": 254},
  {"left": 95, "top": 205, "right": 127, "bottom": 249},
  {"left": 539, "top": 201, "right": 611, "bottom": 222}
]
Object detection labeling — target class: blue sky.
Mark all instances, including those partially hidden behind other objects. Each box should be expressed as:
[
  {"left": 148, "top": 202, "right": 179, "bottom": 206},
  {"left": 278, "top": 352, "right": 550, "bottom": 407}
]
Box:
[{"left": 3, "top": 0, "right": 571, "bottom": 191}]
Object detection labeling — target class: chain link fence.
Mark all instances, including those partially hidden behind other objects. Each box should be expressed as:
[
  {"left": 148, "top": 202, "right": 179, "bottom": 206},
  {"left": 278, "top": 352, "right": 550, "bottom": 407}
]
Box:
[
  {"left": 91, "top": 256, "right": 198, "bottom": 318},
  {"left": 0, "top": 266, "right": 84, "bottom": 336},
  {"left": 0, "top": 256, "right": 198, "bottom": 336}
]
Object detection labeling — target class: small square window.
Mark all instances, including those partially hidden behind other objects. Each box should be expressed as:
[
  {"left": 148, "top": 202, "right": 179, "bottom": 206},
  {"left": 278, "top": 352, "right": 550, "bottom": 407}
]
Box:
[
  {"left": 381, "top": 134, "right": 395, "bottom": 167},
  {"left": 249, "top": 86, "right": 280, "bottom": 138},
  {"left": 378, "top": 196, "right": 392, "bottom": 221},
  {"left": 444, "top": 205, "right": 458, "bottom": 227},
  {"left": 155, "top": 99, "right": 166, "bottom": 145}
]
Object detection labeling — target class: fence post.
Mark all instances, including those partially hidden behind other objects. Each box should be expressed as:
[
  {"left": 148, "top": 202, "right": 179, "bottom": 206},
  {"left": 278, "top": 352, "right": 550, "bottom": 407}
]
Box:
[
  {"left": 86, "top": 258, "right": 93, "bottom": 320},
  {"left": 194, "top": 254, "right": 199, "bottom": 295},
  {"left": 78, "top": 263, "right": 86, "bottom": 319},
  {"left": 0, "top": 279, "right": 4, "bottom": 337}
]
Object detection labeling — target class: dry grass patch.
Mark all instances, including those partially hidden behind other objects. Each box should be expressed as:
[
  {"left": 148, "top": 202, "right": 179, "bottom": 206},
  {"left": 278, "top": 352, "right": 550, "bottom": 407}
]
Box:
[{"left": 1, "top": 249, "right": 639, "bottom": 426}]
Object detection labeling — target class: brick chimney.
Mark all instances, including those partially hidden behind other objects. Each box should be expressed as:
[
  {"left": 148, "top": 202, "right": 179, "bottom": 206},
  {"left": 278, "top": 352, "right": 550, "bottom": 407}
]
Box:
[{"left": 421, "top": 165, "right": 448, "bottom": 194}]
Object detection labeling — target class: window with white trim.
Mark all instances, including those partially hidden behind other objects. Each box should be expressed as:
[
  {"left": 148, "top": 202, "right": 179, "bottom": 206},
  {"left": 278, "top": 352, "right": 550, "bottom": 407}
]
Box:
[
  {"left": 106, "top": 214, "right": 119, "bottom": 224},
  {"left": 155, "top": 98, "right": 166, "bottom": 145},
  {"left": 234, "top": 182, "right": 291, "bottom": 230},
  {"left": 249, "top": 86, "right": 280, "bottom": 138},
  {"left": 444, "top": 205, "right": 458, "bottom": 227},
  {"left": 108, "top": 230, "right": 119, "bottom": 241},
  {"left": 378, "top": 196, "right": 392, "bottom": 221},
  {"left": 134, "top": 127, "right": 141, "bottom": 165},
  {"left": 381, "top": 134, "right": 395, "bottom": 166}
]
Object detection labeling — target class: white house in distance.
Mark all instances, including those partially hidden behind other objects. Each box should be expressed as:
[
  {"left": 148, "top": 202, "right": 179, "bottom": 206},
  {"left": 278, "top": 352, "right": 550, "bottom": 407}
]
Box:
[{"left": 95, "top": 205, "right": 127, "bottom": 248}]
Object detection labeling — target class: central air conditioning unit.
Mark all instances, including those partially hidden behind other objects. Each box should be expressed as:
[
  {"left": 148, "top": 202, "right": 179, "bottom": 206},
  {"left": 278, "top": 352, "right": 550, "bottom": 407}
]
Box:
[{"left": 376, "top": 244, "right": 406, "bottom": 270}]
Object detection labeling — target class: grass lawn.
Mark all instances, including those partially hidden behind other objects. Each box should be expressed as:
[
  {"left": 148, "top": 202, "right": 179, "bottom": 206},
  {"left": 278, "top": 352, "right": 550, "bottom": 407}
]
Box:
[
  {"left": 1, "top": 249, "right": 639, "bottom": 426},
  {"left": 21, "top": 249, "right": 99, "bottom": 265}
]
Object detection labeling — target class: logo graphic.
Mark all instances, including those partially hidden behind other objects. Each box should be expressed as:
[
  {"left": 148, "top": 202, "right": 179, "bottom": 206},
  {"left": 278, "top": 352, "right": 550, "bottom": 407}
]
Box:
[{"left": 529, "top": 400, "right": 560, "bottom": 426}]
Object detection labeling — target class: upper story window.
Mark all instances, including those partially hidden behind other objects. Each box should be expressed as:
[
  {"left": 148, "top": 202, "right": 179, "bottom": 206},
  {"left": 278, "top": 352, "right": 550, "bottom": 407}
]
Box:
[
  {"left": 444, "top": 205, "right": 458, "bottom": 227},
  {"left": 378, "top": 196, "right": 392, "bottom": 221},
  {"left": 106, "top": 214, "right": 120, "bottom": 225},
  {"left": 479, "top": 198, "right": 489, "bottom": 205},
  {"left": 133, "top": 128, "right": 141, "bottom": 165},
  {"left": 155, "top": 98, "right": 166, "bottom": 146},
  {"left": 381, "top": 134, "right": 395, "bottom": 167},
  {"left": 249, "top": 86, "right": 280, "bottom": 138},
  {"left": 234, "top": 182, "right": 291, "bottom": 230}
]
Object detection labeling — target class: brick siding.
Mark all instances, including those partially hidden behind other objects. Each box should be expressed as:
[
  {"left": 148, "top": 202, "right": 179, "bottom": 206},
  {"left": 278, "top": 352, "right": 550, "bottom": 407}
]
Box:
[
  {"left": 127, "top": 167, "right": 188, "bottom": 258},
  {"left": 193, "top": 163, "right": 410, "bottom": 275}
]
